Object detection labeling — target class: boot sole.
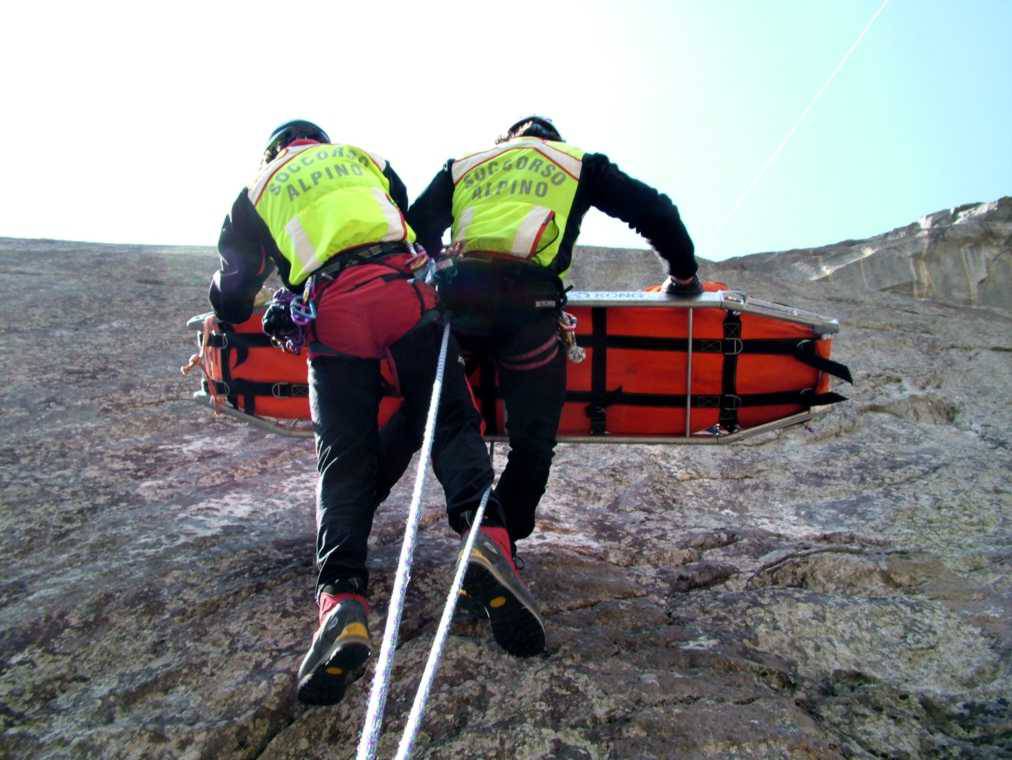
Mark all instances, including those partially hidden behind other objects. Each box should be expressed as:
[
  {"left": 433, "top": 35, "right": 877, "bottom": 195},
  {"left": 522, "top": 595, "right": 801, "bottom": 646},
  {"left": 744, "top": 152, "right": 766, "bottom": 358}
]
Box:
[
  {"left": 297, "top": 626, "right": 371, "bottom": 706},
  {"left": 455, "top": 587, "right": 489, "bottom": 621},
  {"left": 463, "top": 558, "right": 545, "bottom": 658}
]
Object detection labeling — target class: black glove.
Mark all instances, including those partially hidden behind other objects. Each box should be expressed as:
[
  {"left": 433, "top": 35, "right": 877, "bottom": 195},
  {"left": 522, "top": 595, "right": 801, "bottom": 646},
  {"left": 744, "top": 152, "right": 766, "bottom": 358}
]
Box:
[
  {"left": 262, "top": 299, "right": 296, "bottom": 339},
  {"left": 664, "top": 274, "right": 703, "bottom": 297}
]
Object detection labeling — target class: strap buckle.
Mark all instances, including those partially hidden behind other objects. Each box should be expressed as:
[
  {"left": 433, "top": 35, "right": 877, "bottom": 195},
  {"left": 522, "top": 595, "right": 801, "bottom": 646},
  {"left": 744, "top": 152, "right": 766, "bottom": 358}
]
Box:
[
  {"left": 795, "top": 339, "right": 822, "bottom": 361},
  {"left": 208, "top": 332, "right": 230, "bottom": 348},
  {"left": 723, "top": 338, "right": 743, "bottom": 356},
  {"left": 720, "top": 394, "right": 742, "bottom": 410},
  {"left": 271, "top": 383, "right": 309, "bottom": 398}
]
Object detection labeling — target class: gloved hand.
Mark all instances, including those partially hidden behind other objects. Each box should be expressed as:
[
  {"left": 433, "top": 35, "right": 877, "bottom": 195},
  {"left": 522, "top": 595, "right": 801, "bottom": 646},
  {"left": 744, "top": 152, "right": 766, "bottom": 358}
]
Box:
[
  {"left": 262, "top": 299, "right": 297, "bottom": 339},
  {"left": 663, "top": 274, "right": 703, "bottom": 297}
]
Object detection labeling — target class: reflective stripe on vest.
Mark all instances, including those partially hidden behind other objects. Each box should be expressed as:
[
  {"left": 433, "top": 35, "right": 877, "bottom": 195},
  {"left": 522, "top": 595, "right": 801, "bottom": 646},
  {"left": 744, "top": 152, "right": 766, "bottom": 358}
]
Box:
[
  {"left": 249, "top": 143, "right": 414, "bottom": 285},
  {"left": 449, "top": 138, "right": 584, "bottom": 271}
]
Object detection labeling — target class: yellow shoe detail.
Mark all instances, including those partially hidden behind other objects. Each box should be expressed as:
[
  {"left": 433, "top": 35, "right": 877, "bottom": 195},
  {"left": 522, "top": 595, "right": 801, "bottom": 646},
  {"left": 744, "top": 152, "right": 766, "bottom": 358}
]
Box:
[
  {"left": 459, "top": 589, "right": 470, "bottom": 597},
  {"left": 490, "top": 596, "right": 507, "bottom": 608},
  {"left": 340, "top": 622, "right": 369, "bottom": 640},
  {"left": 326, "top": 666, "right": 345, "bottom": 676}
]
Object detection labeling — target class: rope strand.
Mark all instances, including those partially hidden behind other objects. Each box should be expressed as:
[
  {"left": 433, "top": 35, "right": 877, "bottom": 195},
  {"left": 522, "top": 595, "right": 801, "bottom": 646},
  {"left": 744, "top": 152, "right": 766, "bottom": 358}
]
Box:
[
  {"left": 356, "top": 320, "right": 452, "bottom": 760},
  {"left": 394, "top": 487, "right": 492, "bottom": 760}
]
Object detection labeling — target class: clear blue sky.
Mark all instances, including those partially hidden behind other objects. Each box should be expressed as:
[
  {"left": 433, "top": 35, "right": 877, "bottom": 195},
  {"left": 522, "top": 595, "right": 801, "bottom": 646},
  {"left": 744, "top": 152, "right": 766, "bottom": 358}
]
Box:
[{"left": 1, "top": 0, "right": 1009, "bottom": 261}]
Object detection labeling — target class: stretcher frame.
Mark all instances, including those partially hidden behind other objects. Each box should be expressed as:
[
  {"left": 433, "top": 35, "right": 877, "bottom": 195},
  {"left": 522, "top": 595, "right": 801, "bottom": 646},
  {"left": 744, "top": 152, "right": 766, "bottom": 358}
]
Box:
[{"left": 189, "top": 290, "right": 841, "bottom": 444}]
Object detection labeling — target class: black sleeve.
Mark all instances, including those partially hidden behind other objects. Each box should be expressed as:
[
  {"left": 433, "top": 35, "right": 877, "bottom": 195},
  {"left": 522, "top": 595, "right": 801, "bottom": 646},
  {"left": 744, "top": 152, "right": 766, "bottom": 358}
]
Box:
[
  {"left": 384, "top": 163, "right": 409, "bottom": 213},
  {"left": 582, "top": 153, "right": 697, "bottom": 279},
  {"left": 209, "top": 188, "right": 276, "bottom": 324},
  {"left": 406, "top": 161, "right": 455, "bottom": 256}
]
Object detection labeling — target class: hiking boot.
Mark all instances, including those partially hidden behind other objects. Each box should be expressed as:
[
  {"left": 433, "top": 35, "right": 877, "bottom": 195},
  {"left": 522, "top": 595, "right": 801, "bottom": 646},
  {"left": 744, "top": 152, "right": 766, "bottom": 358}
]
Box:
[
  {"left": 296, "top": 593, "right": 372, "bottom": 706},
  {"left": 454, "top": 586, "right": 489, "bottom": 622},
  {"left": 461, "top": 526, "right": 546, "bottom": 657}
]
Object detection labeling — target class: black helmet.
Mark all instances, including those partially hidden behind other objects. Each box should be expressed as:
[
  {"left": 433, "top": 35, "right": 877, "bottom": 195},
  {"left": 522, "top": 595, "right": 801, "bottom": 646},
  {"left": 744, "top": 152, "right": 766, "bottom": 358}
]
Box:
[
  {"left": 502, "top": 115, "right": 562, "bottom": 142},
  {"left": 263, "top": 119, "right": 330, "bottom": 163}
]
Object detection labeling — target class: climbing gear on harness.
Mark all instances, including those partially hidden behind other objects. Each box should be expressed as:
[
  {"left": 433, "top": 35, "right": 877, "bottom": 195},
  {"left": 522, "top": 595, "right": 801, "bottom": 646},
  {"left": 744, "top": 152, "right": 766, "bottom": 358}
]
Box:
[
  {"left": 290, "top": 297, "right": 317, "bottom": 326},
  {"left": 297, "top": 592, "right": 372, "bottom": 706},
  {"left": 559, "top": 311, "right": 586, "bottom": 363},
  {"left": 262, "top": 288, "right": 313, "bottom": 355},
  {"left": 262, "top": 243, "right": 436, "bottom": 362},
  {"left": 357, "top": 320, "right": 454, "bottom": 760}
]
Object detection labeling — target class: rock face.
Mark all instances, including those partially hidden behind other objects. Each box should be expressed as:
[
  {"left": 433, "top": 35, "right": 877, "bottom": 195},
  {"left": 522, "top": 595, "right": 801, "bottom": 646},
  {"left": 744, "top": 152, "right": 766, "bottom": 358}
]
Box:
[
  {"left": 1, "top": 201, "right": 1010, "bottom": 760},
  {"left": 707, "top": 197, "right": 1012, "bottom": 311}
]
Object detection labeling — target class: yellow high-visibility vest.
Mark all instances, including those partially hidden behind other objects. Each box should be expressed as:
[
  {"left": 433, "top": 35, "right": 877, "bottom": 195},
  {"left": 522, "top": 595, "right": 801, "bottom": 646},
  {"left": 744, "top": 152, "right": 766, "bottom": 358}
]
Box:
[
  {"left": 449, "top": 137, "right": 585, "bottom": 273},
  {"left": 248, "top": 143, "right": 415, "bottom": 285}
]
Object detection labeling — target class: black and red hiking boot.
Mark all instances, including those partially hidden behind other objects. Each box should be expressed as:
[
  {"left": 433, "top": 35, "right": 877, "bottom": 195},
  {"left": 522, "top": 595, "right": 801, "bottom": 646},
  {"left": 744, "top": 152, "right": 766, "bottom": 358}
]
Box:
[
  {"left": 461, "top": 526, "right": 546, "bottom": 657},
  {"left": 296, "top": 592, "right": 372, "bottom": 706}
]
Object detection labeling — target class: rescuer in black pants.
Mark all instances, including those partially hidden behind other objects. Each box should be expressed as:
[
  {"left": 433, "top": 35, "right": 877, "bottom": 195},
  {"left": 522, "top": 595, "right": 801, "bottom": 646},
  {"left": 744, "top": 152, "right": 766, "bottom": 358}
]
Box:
[
  {"left": 408, "top": 115, "right": 700, "bottom": 552},
  {"left": 310, "top": 321, "right": 493, "bottom": 593}
]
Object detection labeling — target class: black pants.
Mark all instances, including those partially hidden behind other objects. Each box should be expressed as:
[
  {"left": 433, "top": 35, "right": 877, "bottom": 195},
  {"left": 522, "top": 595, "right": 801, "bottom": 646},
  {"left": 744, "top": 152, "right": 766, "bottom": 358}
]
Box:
[
  {"left": 457, "top": 311, "right": 566, "bottom": 543},
  {"left": 310, "top": 321, "right": 492, "bottom": 597},
  {"left": 438, "top": 257, "right": 568, "bottom": 543}
]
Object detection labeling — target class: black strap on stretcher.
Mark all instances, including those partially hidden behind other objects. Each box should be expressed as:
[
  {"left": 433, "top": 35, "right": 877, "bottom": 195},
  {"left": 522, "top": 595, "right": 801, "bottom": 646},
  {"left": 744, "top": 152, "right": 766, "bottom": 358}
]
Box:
[
  {"left": 573, "top": 331, "right": 853, "bottom": 382},
  {"left": 209, "top": 325, "right": 241, "bottom": 413},
  {"left": 204, "top": 331, "right": 274, "bottom": 350},
  {"left": 204, "top": 326, "right": 308, "bottom": 414},
  {"left": 577, "top": 305, "right": 851, "bottom": 436},
  {"left": 203, "top": 379, "right": 310, "bottom": 413},
  {"left": 587, "top": 307, "right": 610, "bottom": 435}
]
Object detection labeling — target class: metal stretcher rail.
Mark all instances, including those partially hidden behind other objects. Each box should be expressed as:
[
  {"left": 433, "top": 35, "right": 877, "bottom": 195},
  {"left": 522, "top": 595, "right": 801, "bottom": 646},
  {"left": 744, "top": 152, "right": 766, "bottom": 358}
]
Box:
[
  {"left": 192, "top": 391, "right": 823, "bottom": 444},
  {"left": 566, "top": 290, "right": 840, "bottom": 335}
]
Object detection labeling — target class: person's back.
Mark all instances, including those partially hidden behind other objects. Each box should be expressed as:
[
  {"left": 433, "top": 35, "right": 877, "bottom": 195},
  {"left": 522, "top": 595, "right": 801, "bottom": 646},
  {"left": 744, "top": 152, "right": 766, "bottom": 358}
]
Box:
[
  {"left": 410, "top": 116, "right": 699, "bottom": 288},
  {"left": 407, "top": 115, "right": 701, "bottom": 550},
  {"left": 212, "top": 121, "right": 416, "bottom": 323}
]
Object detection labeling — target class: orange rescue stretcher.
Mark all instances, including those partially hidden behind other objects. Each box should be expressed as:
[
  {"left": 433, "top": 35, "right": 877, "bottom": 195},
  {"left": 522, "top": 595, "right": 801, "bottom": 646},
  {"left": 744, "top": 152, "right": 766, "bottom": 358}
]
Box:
[{"left": 184, "top": 287, "right": 851, "bottom": 444}]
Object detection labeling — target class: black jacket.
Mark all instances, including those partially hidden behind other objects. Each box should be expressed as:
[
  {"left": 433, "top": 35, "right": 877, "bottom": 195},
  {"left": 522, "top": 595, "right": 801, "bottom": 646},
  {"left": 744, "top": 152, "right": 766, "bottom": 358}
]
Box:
[
  {"left": 407, "top": 148, "right": 696, "bottom": 279},
  {"left": 209, "top": 145, "right": 409, "bottom": 324}
]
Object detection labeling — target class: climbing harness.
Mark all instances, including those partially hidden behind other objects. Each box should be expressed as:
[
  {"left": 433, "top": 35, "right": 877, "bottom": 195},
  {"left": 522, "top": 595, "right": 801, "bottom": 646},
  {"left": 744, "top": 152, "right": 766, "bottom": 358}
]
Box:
[
  {"left": 263, "top": 243, "right": 432, "bottom": 359},
  {"left": 262, "top": 288, "right": 315, "bottom": 354},
  {"left": 432, "top": 244, "right": 568, "bottom": 323}
]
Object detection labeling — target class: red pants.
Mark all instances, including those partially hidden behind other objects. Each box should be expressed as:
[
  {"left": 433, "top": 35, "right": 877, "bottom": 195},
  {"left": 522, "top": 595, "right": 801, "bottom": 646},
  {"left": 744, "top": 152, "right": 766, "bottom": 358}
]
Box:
[{"left": 311, "top": 253, "right": 437, "bottom": 360}]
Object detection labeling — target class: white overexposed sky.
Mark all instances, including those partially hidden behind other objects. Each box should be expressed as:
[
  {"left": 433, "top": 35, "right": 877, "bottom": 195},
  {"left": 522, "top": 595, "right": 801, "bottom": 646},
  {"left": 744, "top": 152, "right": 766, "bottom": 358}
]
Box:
[{"left": 1, "top": 0, "right": 1009, "bottom": 260}]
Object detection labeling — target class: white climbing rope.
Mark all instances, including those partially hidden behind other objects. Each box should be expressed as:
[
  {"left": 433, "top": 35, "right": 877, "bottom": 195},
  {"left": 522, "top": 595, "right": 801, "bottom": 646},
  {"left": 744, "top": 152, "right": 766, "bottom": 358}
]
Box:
[
  {"left": 356, "top": 320, "right": 452, "bottom": 760},
  {"left": 394, "top": 486, "right": 491, "bottom": 760}
]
